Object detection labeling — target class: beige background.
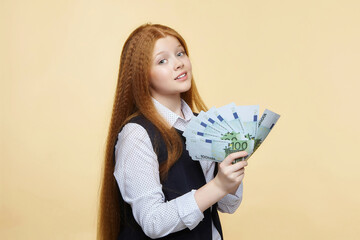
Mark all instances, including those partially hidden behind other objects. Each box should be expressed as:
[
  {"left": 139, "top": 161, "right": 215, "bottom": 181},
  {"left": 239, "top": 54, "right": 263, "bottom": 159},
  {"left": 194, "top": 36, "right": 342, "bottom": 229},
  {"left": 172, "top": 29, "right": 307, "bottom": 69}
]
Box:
[{"left": 1, "top": 0, "right": 360, "bottom": 239}]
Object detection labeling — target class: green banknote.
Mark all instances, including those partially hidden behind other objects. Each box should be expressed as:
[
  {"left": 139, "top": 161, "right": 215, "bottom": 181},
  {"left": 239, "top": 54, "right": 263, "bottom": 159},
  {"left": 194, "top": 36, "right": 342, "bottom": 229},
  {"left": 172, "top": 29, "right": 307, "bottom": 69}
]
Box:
[
  {"left": 186, "top": 137, "right": 231, "bottom": 162},
  {"left": 186, "top": 136, "right": 254, "bottom": 162},
  {"left": 183, "top": 104, "right": 280, "bottom": 163}
]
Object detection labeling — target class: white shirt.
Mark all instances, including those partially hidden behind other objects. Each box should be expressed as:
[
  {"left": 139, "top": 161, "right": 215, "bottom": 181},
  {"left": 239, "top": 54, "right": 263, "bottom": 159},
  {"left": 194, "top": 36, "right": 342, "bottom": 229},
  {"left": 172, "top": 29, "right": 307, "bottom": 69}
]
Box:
[{"left": 114, "top": 98, "right": 243, "bottom": 239}]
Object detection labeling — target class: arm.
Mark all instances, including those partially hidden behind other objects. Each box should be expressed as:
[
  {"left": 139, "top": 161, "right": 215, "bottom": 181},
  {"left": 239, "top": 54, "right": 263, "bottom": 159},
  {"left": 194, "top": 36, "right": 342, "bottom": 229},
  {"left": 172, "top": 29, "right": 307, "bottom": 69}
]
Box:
[
  {"left": 194, "top": 151, "right": 248, "bottom": 212},
  {"left": 199, "top": 160, "right": 244, "bottom": 213},
  {"left": 114, "top": 124, "right": 204, "bottom": 238}
]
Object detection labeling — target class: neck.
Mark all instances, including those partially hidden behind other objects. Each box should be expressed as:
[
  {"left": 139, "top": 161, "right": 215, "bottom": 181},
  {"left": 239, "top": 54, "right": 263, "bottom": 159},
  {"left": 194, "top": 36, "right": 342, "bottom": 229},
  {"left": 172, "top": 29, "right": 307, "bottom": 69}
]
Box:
[{"left": 152, "top": 94, "right": 184, "bottom": 118}]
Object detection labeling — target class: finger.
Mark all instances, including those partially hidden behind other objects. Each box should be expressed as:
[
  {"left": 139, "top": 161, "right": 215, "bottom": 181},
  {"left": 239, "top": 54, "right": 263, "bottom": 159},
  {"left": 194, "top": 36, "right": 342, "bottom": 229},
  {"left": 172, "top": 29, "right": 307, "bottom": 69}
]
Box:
[
  {"left": 230, "top": 169, "right": 245, "bottom": 179},
  {"left": 222, "top": 151, "right": 248, "bottom": 166},
  {"left": 228, "top": 160, "right": 248, "bottom": 172}
]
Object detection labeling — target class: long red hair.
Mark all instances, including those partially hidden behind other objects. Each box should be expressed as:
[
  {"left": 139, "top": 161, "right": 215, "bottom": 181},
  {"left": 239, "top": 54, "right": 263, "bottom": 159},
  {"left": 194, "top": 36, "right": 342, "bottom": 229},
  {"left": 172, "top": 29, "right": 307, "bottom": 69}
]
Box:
[{"left": 97, "top": 23, "right": 207, "bottom": 240}]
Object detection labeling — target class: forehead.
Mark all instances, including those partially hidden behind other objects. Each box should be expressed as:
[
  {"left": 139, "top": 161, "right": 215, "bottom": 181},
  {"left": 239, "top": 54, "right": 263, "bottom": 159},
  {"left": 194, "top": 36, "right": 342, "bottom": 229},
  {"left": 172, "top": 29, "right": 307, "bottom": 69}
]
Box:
[{"left": 152, "top": 36, "right": 183, "bottom": 55}]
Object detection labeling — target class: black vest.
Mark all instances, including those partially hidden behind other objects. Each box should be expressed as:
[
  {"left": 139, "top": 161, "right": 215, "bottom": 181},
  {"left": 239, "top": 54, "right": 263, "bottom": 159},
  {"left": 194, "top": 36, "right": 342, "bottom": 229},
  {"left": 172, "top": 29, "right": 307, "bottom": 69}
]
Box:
[{"left": 116, "top": 115, "right": 223, "bottom": 239}]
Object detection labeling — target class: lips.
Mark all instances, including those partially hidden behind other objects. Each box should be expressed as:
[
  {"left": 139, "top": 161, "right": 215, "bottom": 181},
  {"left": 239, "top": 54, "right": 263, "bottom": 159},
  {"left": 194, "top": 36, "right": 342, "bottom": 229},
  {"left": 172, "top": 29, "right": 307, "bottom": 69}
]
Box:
[{"left": 175, "top": 72, "right": 187, "bottom": 80}]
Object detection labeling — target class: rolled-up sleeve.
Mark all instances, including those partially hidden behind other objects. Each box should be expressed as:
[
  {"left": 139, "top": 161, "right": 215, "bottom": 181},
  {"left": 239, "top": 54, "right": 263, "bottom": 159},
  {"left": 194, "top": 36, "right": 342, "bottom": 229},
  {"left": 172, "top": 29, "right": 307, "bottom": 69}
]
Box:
[
  {"left": 175, "top": 190, "right": 204, "bottom": 229},
  {"left": 114, "top": 123, "right": 204, "bottom": 238},
  {"left": 217, "top": 182, "right": 243, "bottom": 213}
]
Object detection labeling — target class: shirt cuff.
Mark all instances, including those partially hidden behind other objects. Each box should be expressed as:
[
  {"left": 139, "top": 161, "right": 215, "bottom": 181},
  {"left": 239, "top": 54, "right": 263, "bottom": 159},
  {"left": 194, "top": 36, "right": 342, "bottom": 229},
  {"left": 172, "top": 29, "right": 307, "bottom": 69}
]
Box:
[
  {"left": 221, "top": 182, "right": 243, "bottom": 203},
  {"left": 175, "top": 190, "right": 204, "bottom": 230}
]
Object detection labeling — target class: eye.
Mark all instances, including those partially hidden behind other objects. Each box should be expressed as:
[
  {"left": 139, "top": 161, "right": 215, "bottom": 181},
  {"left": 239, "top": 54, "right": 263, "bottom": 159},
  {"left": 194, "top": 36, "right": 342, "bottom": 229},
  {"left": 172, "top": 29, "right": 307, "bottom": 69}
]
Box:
[
  {"left": 177, "top": 51, "right": 185, "bottom": 57},
  {"left": 158, "top": 59, "right": 167, "bottom": 64}
]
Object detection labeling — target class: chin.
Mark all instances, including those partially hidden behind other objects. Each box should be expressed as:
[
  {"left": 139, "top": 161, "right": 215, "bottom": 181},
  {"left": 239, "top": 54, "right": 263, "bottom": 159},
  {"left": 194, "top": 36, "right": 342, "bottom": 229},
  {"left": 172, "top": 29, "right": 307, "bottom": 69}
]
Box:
[{"left": 182, "top": 82, "right": 192, "bottom": 93}]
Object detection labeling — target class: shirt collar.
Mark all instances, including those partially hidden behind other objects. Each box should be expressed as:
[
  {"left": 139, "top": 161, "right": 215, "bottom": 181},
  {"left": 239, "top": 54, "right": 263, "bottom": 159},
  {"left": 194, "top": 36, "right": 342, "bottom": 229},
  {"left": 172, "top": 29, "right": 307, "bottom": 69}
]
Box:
[{"left": 152, "top": 97, "right": 193, "bottom": 128}]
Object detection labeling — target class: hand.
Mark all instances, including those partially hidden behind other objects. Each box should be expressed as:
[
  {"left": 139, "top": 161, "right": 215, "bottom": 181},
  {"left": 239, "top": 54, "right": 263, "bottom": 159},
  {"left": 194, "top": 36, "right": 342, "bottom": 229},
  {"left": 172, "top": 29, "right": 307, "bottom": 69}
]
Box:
[{"left": 213, "top": 151, "right": 248, "bottom": 195}]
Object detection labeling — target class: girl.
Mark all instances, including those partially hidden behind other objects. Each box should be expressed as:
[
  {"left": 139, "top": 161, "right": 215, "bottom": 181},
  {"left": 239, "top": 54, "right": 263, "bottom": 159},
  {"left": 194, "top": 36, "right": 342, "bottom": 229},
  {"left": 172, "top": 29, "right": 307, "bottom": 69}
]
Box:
[{"left": 98, "top": 23, "right": 248, "bottom": 240}]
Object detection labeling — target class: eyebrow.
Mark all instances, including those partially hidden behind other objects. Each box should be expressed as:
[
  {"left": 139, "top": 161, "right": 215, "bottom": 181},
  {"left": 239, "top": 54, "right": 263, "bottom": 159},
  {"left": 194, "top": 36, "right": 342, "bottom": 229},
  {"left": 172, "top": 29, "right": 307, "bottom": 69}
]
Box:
[{"left": 154, "top": 45, "right": 184, "bottom": 57}]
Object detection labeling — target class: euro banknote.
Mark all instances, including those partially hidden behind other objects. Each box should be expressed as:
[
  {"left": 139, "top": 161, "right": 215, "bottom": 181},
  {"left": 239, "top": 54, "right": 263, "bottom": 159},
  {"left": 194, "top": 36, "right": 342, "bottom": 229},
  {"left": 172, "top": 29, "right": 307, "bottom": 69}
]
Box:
[
  {"left": 254, "top": 109, "right": 280, "bottom": 151},
  {"left": 183, "top": 104, "right": 280, "bottom": 163},
  {"left": 186, "top": 135, "right": 254, "bottom": 162}
]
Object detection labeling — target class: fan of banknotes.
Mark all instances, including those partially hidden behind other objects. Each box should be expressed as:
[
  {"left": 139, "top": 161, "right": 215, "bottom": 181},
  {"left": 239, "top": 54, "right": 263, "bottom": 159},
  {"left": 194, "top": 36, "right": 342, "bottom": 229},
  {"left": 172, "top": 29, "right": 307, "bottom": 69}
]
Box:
[{"left": 183, "top": 103, "right": 280, "bottom": 162}]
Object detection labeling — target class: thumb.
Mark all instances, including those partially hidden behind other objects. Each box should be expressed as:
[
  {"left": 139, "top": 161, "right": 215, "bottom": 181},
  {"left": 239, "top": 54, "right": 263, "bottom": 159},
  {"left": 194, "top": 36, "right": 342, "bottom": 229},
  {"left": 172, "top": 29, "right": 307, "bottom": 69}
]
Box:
[{"left": 222, "top": 151, "right": 248, "bottom": 165}]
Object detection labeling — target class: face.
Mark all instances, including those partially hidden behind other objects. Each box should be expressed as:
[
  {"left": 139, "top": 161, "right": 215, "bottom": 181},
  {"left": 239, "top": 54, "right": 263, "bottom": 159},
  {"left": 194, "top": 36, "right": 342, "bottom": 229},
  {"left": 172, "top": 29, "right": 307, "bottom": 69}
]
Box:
[{"left": 149, "top": 35, "right": 192, "bottom": 102}]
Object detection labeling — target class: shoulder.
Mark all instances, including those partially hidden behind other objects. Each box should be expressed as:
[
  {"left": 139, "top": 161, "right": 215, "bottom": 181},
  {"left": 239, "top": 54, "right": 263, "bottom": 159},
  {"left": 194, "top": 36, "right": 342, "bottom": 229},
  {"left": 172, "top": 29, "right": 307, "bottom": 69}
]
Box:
[
  {"left": 116, "top": 115, "right": 159, "bottom": 148},
  {"left": 116, "top": 115, "right": 151, "bottom": 147},
  {"left": 125, "top": 115, "right": 163, "bottom": 141},
  {"left": 127, "top": 115, "right": 159, "bottom": 133},
  {"left": 115, "top": 122, "right": 151, "bottom": 153},
  {"left": 127, "top": 114, "right": 151, "bottom": 126},
  {"left": 119, "top": 115, "right": 152, "bottom": 136},
  {"left": 119, "top": 122, "right": 148, "bottom": 138}
]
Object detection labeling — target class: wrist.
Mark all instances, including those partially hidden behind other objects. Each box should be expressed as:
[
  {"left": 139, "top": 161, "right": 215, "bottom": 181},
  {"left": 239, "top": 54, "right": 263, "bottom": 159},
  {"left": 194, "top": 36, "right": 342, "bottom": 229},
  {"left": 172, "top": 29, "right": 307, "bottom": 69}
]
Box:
[
  {"left": 211, "top": 177, "right": 229, "bottom": 197},
  {"left": 194, "top": 178, "right": 228, "bottom": 212},
  {"left": 229, "top": 183, "right": 240, "bottom": 195}
]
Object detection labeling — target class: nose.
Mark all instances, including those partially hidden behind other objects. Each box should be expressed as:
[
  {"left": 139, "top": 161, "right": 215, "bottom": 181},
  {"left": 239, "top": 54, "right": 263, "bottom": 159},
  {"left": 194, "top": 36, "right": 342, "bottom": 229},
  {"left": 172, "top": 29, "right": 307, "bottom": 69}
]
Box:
[{"left": 174, "top": 58, "right": 184, "bottom": 70}]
